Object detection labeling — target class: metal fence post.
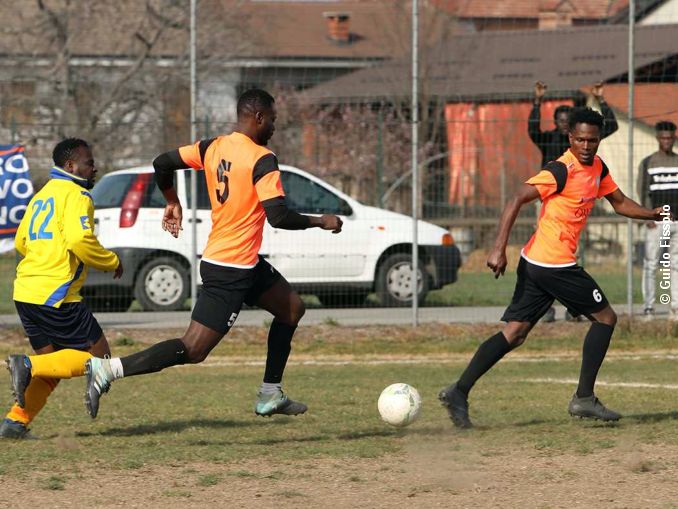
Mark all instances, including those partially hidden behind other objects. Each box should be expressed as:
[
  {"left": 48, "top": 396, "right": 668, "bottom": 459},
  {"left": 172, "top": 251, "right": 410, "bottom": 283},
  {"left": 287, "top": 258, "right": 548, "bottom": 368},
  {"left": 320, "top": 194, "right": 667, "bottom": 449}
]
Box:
[
  {"left": 627, "top": 0, "right": 636, "bottom": 320},
  {"left": 190, "top": 0, "right": 198, "bottom": 311},
  {"left": 411, "top": 0, "right": 419, "bottom": 327}
]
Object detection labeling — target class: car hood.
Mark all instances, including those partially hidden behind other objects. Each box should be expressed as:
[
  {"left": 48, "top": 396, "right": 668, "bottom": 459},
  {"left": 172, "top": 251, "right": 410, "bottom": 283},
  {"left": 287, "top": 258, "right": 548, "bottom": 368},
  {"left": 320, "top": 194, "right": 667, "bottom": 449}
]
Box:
[{"left": 355, "top": 205, "right": 449, "bottom": 244}]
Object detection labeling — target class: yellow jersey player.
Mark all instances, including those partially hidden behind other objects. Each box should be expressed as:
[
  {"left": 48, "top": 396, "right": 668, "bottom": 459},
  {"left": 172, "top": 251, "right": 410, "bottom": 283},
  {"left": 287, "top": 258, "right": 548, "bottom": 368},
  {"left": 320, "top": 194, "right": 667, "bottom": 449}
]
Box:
[{"left": 2, "top": 138, "right": 121, "bottom": 439}]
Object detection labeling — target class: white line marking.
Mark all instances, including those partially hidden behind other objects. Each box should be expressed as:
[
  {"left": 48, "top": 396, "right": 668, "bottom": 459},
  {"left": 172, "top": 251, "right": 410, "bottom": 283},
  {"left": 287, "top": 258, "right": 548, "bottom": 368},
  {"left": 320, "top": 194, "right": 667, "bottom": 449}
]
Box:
[
  {"left": 522, "top": 378, "right": 678, "bottom": 390},
  {"left": 183, "top": 352, "right": 678, "bottom": 369}
]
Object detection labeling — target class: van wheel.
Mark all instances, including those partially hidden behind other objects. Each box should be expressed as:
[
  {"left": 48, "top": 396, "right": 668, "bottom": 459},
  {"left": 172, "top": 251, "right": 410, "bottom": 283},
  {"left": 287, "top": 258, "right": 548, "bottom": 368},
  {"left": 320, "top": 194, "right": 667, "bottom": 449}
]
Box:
[
  {"left": 376, "top": 253, "right": 429, "bottom": 307},
  {"left": 134, "top": 257, "right": 189, "bottom": 311}
]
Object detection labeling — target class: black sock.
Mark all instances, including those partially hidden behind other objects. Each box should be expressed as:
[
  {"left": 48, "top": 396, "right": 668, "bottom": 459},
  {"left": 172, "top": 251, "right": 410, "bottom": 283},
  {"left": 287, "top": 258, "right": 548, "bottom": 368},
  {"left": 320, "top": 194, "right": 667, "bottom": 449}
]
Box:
[
  {"left": 121, "top": 338, "right": 187, "bottom": 377},
  {"left": 576, "top": 322, "right": 614, "bottom": 398},
  {"left": 456, "top": 332, "right": 511, "bottom": 396},
  {"left": 263, "top": 320, "right": 296, "bottom": 384}
]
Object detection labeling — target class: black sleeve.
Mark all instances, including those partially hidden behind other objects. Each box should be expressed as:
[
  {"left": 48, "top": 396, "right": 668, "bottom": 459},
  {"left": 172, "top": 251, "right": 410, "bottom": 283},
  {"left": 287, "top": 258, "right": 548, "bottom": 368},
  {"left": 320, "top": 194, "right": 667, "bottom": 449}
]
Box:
[
  {"left": 198, "top": 138, "right": 217, "bottom": 166},
  {"left": 153, "top": 149, "right": 189, "bottom": 191},
  {"left": 252, "top": 153, "right": 279, "bottom": 185},
  {"left": 261, "top": 196, "right": 312, "bottom": 230},
  {"left": 599, "top": 101, "right": 619, "bottom": 139},
  {"left": 528, "top": 103, "right": 545, "bottom": 146},
  {"left": 544, "top": 160, "right": 568, "bottom": 194}
]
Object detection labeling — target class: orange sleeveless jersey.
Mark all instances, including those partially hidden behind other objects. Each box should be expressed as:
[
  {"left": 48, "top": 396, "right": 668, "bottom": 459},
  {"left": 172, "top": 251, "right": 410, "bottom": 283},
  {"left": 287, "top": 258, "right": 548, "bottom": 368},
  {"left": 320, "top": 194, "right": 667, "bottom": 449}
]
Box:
[
  {"left": 179, "top": 132, "right": 284, "bottom": 268},
  {"left": 522, "top": 150, "right": 618, "bottom": 267}
]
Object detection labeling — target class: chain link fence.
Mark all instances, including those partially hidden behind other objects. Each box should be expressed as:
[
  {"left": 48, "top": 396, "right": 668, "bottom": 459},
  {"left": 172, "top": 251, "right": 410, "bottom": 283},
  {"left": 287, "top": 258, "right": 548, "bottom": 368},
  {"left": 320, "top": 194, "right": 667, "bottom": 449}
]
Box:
[{"left": 1, "top": 0, "right": 677, "bottom": 320}]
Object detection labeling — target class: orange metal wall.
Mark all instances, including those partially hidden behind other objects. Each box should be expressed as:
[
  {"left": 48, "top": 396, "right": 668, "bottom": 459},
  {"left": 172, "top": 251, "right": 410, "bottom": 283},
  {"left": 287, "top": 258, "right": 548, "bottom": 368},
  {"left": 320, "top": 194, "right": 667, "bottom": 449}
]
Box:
[{"left": 445, "top": 100, "right": 573, "bottom": 207}]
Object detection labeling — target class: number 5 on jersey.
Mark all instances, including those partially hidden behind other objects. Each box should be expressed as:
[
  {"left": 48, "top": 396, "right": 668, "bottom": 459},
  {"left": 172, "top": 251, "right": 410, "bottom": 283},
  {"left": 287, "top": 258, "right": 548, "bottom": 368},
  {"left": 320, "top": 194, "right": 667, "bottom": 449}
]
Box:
[
  {"left": 216, "top": 159, "right": 231, "bottom": 204},
  {"left": 28, "top": 197, "right": 55, "bottom": 240}
]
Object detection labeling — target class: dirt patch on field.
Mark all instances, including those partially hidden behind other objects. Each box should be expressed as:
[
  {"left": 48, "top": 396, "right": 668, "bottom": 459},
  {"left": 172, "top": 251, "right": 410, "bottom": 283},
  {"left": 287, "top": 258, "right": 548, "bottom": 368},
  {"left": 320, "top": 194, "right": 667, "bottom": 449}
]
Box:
[{"left": 3, "top": 442, "right": 677, "bottom": 508}]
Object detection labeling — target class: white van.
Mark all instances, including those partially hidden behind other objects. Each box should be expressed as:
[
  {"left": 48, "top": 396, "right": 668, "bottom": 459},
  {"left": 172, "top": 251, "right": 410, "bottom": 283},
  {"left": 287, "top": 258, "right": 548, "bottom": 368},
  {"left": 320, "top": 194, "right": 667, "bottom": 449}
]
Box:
[{"left": 84, "top": 165, "right": 461, "bottom": 311}]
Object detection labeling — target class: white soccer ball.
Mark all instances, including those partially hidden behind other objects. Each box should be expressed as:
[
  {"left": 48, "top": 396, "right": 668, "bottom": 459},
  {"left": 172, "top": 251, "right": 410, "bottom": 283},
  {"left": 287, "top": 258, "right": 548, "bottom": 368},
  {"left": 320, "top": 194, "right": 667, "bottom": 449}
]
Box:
[{"left": 377, "top": 383, "right": 422, "bottom": 427}]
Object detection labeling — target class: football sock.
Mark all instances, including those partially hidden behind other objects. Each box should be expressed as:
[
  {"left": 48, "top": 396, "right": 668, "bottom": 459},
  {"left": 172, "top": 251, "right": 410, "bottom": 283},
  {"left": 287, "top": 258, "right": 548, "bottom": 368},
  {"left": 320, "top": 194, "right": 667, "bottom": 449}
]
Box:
[
  {"left": 6, "top": 377, "right": 59, "bottom": 425},
  {"left": 28, "top": 349, "right": 92, "bottom": 379},
  {"left": 456, "top": 332, "right": 511, "bottom": 396},
  {"left": 576, "top": 322, "right": 614, "bottom": 398},
  {"left": 259, "top": 382, "right": 282, "bottom": 395},
  {"left": 263, "top": 319, "right": 296, "bottom": 384},
  {"left": 109, "top": 358, "right": 124, "bottom": 379},
  {"left": 119, "top": 338, "right": 187, "bottom": 377}
]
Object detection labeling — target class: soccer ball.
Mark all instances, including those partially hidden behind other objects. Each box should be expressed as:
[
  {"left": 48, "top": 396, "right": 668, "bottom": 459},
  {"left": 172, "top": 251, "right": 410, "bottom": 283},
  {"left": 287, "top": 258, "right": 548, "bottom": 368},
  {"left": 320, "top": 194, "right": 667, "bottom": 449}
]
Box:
[{"left": 377, "top": 383, "right": 422, "bottom": 427}]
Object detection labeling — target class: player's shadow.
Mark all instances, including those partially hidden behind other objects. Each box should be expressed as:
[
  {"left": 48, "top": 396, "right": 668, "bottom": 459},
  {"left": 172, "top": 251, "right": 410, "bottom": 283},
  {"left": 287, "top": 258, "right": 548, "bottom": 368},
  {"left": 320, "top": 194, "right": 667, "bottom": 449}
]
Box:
[
  {"left": 250, "top": 434, "right": 330, "bottom": 446},
  {"left": 75, "top": 417, "right": 285, "bottom": 437},
  {"left": 624, "top": 410, "right": 678, "bottom": 423}
]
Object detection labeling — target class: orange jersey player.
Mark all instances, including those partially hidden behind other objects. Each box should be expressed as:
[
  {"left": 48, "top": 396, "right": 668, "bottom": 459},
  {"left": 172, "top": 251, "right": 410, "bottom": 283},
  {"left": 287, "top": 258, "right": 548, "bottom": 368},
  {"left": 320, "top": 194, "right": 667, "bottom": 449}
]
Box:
[{"left": 438, "top": 108, "right": 667, "bottom": 429}]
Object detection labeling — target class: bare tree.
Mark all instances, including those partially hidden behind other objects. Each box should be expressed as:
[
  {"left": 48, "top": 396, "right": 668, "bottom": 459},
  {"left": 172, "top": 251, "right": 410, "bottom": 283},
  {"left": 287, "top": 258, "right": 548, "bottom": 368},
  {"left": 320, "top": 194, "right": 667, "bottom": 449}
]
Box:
[{"left": 0, "top": 0, "right": 252, "bottom": 172}]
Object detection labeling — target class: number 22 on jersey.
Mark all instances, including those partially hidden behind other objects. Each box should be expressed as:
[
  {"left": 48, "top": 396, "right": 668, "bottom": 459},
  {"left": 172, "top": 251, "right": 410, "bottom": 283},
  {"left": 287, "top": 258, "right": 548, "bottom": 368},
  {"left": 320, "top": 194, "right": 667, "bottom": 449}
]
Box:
[{"left": 28, "top": 197, "right": 55, "bottom": 240}]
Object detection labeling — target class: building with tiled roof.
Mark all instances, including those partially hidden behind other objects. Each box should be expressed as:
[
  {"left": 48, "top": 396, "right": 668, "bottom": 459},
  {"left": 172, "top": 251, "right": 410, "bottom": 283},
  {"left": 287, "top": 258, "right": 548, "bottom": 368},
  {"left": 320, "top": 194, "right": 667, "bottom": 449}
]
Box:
[{"left": 431, "top": 0, "right": 632, "bottom": 30}]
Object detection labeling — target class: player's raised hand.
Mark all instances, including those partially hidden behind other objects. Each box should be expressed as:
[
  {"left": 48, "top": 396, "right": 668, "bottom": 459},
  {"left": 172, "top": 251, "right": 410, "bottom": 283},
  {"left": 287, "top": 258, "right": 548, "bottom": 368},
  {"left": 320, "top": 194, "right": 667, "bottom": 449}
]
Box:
[
  {"left": 486, "top": 247, "right": 507, "bottom": 279},
  {"left": 534, "top": 81, "right": 547, "bottom": 101},
  {"left": 162, "top": 202, "right": 183, "bottom": 238},
  {"left": 319, "top": 214, "right": 343, "bottom": 234}
]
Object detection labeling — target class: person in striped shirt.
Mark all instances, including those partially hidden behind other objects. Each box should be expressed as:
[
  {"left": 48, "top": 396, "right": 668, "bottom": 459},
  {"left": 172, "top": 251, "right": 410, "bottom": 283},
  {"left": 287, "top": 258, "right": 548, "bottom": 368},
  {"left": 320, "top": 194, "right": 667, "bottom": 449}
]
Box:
[{"left": 637, "top": 121, "right": 678, "bottom": 321}]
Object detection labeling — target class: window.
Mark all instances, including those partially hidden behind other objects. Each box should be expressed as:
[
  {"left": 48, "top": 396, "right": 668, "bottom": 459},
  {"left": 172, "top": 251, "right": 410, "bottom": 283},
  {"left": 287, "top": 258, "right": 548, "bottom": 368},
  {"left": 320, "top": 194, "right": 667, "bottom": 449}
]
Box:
[
  {"left": 143, "top": 175, "right": 172, "bottom": 208},
  {"left": 280, "top": 171, "right": 352, "bottom": 215},
  {"left": 183, "top": 170, "right": 212, "bottom": 210},
  {"left": 91, "top": 174, "right": 136, "bottom": 208}
]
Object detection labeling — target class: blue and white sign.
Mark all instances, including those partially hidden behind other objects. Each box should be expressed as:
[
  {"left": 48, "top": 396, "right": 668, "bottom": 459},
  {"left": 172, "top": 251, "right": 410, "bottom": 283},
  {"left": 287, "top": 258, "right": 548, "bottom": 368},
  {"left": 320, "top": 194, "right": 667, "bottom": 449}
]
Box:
[{"left": 0, "top": 145, "right": 33, "bottom": 246}]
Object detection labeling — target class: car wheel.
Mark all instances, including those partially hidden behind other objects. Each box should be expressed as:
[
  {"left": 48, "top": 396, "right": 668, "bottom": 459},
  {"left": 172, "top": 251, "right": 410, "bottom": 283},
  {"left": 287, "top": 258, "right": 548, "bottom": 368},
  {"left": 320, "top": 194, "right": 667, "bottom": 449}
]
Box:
[
  {"left": 134, "top": 256, "right": 189, "bottom": 311},
  {"left": 376, "top": 253, "right": 429, "bottom": 307},
  {"left": 317, "top": 291, "right": 368, "bottom": 308}
]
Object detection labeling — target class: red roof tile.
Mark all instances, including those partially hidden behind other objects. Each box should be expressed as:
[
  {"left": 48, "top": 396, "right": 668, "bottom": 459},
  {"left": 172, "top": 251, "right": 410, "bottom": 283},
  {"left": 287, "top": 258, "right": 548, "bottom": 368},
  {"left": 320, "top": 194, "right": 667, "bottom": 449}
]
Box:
[{"left": 432, "top": 0, "right": 629, "bottom": 19}]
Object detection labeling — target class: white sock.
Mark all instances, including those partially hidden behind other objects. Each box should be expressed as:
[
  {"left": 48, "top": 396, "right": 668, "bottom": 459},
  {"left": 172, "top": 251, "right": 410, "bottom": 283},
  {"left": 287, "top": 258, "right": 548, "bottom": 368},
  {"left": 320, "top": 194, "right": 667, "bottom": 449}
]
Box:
[
  {"left": 259, "top": 382, "right": 282, "bottom": 395},
  {"left": 109, "top": 358, "right": 124, "bottom": 380}
]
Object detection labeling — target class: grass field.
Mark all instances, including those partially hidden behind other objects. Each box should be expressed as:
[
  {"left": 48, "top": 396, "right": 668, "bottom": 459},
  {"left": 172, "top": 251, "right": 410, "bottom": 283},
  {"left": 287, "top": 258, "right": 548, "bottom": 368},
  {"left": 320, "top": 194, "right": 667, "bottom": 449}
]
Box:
[{"left": 0, "top": 321, "right": 676, "bottom": 507}]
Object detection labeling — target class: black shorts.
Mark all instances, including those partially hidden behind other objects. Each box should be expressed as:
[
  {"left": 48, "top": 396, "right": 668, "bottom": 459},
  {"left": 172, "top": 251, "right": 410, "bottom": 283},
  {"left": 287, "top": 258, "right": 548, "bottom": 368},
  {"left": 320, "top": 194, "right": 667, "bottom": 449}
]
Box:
[
  {"left": 191, "top": 256, "right": 282, "bottom": 334},
  {"left": 14, "top": 301, "right": 103, "bottom": 351},
  {"left": 501, "top": 258, "right": 609, "bottom": 324}
]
